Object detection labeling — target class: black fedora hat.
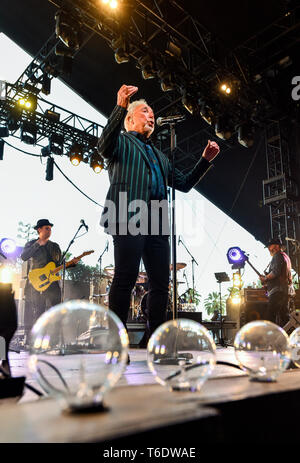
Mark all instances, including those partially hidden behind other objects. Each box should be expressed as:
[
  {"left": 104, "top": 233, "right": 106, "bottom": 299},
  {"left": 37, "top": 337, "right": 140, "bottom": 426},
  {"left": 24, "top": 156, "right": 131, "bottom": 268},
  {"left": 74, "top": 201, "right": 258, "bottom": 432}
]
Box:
[
  {"left": 34, "top": 219, "right": 54, "bottom": 230},
  {"left": 265, "top": 237, "right": 282, "bottom": 248}
]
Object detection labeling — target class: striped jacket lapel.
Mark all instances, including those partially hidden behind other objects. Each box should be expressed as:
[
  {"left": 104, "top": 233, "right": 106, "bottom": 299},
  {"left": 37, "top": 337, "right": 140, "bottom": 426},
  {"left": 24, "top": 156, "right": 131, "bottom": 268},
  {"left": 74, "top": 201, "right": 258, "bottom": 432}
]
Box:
[{"left": 123, "top": 132, "right": 152, "bottom": 170}]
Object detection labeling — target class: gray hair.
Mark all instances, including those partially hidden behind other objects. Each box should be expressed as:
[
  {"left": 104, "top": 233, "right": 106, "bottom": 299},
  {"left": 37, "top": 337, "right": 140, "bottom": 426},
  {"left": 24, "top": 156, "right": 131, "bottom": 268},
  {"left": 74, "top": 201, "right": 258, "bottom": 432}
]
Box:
[{"left": 124, "top": 99, "right": 148, "bottom": 131}]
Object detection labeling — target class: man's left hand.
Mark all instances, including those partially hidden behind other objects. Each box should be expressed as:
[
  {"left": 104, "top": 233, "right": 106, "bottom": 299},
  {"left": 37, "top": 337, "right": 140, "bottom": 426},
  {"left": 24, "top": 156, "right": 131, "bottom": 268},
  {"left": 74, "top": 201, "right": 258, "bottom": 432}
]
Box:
[
  {"left": 202, "top": 140, "right": 220, "bottom": 162},
  {"left": 259, "top": 275, "right": 267, "bottom": 284}
]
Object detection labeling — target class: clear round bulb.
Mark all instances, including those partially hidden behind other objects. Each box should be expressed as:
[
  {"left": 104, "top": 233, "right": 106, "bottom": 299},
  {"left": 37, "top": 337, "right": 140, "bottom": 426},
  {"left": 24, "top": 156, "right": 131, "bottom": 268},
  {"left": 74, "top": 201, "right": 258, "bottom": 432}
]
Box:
[
  {"left": 289, "top": 327, "right": 300, "bottom": 368},
  {"left": 28, "top": 300, "right": 128, "bottom": 412},
  {"left": 147, "top": 319, "right": 216, "bottom": 392},
  {"left": 234, "top": 320, "right": 291, "bottom": 382}
]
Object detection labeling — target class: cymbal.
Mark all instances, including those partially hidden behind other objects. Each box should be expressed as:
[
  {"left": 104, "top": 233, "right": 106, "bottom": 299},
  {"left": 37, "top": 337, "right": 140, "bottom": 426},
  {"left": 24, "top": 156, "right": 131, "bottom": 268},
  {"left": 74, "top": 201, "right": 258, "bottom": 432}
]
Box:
[
  {"left": 104, "top": 266, "right": 115, "bottom": 273},
  {"left": 170, "top": 262, "right": 186, "bottom": 271},
  {"left": 103, "top": 266, "right": 114, "bottom": 277}
]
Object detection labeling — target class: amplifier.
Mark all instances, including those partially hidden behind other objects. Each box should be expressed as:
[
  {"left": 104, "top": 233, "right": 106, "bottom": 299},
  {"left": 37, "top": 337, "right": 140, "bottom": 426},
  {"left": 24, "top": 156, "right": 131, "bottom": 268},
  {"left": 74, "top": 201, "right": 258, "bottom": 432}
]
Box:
[
  {"left": 241, "top": 301, "right": 269, "bottom": 324},
  {"left": 243, "top": 288, "right": 268, "bottom": 303}
]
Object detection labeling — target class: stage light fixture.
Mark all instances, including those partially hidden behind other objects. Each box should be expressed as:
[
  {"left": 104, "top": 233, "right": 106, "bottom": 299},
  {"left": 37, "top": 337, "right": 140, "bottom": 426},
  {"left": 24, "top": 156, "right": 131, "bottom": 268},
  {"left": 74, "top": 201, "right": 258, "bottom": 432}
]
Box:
[
  {"left": 49, "top": 133, "right": 64, "bottom": 155},
  {"left": 226, "top": 247, "right": 247, "bottom": 267},
  {"left": 199, "top": 104, "right": 214, "bottom": 125},
  {"left": 238, "top": 123, "right": 255, "bottom": 148},
  {"left": 0, "top": 239, "right": 17, "bottom": 256},
  {"left": 69, "top": 143, "right": 83, "bottom": 166},
  {"left": 215, "top": 116, "right": 233, "bottom": 140},
  {"left": 231, "top": 294, "right": 241, "bottom": 305},
  {"left": 232, "top": 272, "right": 242, "bottom": 289},
  {"left": 46, "top": 157, "right": 54, "bottom": 181},
  {"left": 41, "top": 146, "right": 50, "bottom": 157},
  {"left": 90, "top": 152, "right": 104, "bottom": 174},
  {"left": 101, "top": 0, "right": 118, "bottom": 8},
  {"left": 138, "top": 55, "right": 156, "bottom": 80},
  {"left": 220, "top": 83, "right": 232, "bottom": 95},
  {"left": 181, "top": 90, "right": 198, "bottom": 115},
  {"left": 165, "top": 41, "right": 182, "bottom": 59},
  {"left": 20, "top": 121, "right": 37, "bottom": 145},
  {"left": 55, "top": 10, "right": 82, "bottom": 50},
  {"left": 0, "top": 126, "right": 9, "bottom": 138},
  {"left": 158, "top": 70, "right": 175, "bottom": 92},
  {"left": 0, "top": 266, "right": 14, "bottom": 284},
  {"left": 111, "top": 37, "right": 130, "bottom": 64},
  {"left": 7, "top": 105, "right": 22, "bottom": 131},
  {"left": 41, "top": 74, "right": 51, "bottom": 95},
  {"left": 44, "top": 109, "right": 60, "bottom": 122},
  {"left": 17, "top": 94, "right": 37, "bottom": 112}
]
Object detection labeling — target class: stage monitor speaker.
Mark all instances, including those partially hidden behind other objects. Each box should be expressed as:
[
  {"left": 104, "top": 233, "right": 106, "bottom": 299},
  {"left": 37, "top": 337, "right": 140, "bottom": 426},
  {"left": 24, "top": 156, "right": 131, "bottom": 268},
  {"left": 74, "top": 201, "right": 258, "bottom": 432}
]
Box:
[{"left": 242, "top": 301, "right": 268, "bottom": 325}]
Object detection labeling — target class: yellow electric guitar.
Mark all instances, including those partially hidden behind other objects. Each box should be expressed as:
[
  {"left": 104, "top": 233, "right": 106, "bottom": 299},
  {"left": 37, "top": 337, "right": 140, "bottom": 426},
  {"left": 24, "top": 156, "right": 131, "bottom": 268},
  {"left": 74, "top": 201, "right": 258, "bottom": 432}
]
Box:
[{"left": 28, "top": 250, "right": 94, "bottom": 292}]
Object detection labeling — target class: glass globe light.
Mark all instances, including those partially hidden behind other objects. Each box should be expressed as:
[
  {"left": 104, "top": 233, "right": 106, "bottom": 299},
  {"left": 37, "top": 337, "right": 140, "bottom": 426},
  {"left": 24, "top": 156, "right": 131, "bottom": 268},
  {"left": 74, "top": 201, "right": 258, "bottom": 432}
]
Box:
[
  {"left": 234, "top": 321, "right": 291, "bottom": 382},
  {"left": 28, "top": 300, "right": 128, "bottom": 412},
  {"left": 289, "top": 327, "right": 300, "bottom": 368},
  {"left": 147, "top": 319, "right": 216, "bottom": 392}
]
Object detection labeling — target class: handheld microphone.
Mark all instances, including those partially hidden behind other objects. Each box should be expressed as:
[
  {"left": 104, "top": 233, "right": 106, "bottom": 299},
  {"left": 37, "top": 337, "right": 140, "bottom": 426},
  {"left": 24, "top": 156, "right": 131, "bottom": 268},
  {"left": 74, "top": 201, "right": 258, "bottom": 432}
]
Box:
[
  {"left": 80, "top": 219, "right": 89, "bottom": 231},
  {"left": 156, "top": 114, "right": 185, "bottom": 126}
]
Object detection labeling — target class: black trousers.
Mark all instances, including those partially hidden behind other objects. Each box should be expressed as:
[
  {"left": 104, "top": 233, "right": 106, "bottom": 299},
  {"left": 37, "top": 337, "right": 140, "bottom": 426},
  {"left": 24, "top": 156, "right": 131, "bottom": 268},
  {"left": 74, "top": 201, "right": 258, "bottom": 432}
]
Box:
[
  {"left": 109, "top": 234, "right": 170, "bottom": 336},
  {"left": 267, "top": 291, "right": 289, "bottom": 327},
  {"left": 24, "top": 282, "right": 61, "bottom": 335}
]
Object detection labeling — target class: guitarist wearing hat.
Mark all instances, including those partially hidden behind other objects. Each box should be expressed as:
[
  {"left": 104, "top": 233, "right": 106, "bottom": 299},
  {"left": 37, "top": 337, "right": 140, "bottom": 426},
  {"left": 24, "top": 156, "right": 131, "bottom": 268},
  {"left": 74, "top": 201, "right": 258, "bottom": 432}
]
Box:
[
  {"left": 259, "top": 238, "right": 293, "bottom": 327},
  {"left": 21, "top": 219, "right": 80, "bottom": 337}
]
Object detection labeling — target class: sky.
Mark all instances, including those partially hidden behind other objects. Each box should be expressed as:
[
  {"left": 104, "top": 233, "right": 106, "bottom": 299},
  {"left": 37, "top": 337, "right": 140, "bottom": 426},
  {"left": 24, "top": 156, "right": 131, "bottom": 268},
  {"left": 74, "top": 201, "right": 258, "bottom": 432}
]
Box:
[{"left": 0, "top": 33, "right": 273, "bottom": 315}]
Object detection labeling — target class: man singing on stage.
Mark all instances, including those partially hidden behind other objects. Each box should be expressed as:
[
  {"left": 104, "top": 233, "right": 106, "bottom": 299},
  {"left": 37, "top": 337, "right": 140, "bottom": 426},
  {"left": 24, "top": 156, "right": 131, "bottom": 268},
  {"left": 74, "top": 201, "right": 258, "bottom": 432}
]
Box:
[
  {"left": 260, "top": 238, "right": 293, "bottom": 326},
  {"left": 98, "top": 84, "right": 220, "bottom": 353}
]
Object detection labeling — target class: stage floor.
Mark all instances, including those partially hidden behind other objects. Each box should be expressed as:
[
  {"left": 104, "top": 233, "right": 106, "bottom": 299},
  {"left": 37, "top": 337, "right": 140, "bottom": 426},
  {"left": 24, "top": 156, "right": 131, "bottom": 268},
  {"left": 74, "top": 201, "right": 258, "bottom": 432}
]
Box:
[{"left": 8, "top": 346, "right": 245, "bottom": 403}]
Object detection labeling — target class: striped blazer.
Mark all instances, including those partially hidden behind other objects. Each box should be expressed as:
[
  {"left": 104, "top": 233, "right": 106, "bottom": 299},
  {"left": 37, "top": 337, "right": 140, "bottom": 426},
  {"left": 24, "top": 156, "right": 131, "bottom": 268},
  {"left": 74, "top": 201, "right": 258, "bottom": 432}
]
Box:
[{"left": 97, "top": 105, "right": 213, "bottom": 232}]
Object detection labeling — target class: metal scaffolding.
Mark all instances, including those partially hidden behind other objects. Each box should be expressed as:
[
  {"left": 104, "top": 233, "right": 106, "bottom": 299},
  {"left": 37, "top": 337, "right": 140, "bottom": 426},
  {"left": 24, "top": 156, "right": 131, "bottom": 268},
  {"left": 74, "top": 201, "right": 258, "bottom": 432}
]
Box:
[{"left": 263, "top": 120, "right": 300, "bottom": 271}]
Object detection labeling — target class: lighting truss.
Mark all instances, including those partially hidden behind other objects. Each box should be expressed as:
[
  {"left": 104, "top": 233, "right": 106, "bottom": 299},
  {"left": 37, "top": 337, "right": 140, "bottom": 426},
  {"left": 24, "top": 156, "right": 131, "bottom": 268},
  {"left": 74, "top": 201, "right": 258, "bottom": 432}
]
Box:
[
  {"left": 0, "top": 82, "right": 104, "bottom": 154},
  {"left": 45, "top": 0, "right": 266, "bottom": 125}
]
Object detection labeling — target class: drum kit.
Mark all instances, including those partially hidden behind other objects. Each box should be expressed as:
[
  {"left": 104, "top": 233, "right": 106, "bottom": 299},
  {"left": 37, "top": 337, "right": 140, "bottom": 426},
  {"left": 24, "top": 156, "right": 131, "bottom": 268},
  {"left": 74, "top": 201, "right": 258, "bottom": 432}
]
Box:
[{"left": 94, "top": 262, "right": 193, "bottom": 321}]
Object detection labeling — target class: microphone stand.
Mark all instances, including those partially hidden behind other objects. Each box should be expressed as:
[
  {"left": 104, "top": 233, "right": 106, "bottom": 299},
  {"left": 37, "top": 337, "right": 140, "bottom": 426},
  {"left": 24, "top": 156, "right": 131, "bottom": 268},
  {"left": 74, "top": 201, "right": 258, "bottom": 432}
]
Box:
[
  {"left": 154, "top": 119, "right": 194, "bottom": 366},
  {"left": 169, "top": 122, "right": 178, "bottom": 320},
  {"left": 178, "top": 237, "right": 199, "bottom": 303},
  {"left": 98, "top": 242, "right": 109, "bottom": 302},
  {"left": 61, "top": 223, "right": 87, "bottom": 303}
]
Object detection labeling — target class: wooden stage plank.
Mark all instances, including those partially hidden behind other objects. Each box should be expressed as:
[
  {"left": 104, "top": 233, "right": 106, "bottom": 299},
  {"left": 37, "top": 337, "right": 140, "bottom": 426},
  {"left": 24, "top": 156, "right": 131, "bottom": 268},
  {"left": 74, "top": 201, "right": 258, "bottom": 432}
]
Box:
[
  {"left": 0, "top": 384, "right": 218, "bottom": 444},
  {"left": 1, "top": 368, "right": 300, "bottom": 443}
]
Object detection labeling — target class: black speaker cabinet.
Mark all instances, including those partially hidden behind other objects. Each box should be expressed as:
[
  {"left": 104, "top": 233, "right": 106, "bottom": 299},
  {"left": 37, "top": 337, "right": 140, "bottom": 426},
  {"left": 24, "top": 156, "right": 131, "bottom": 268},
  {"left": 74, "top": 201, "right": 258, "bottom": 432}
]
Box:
[{"left": 242, "top": 302, "right": 268, "bottom": 325}]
